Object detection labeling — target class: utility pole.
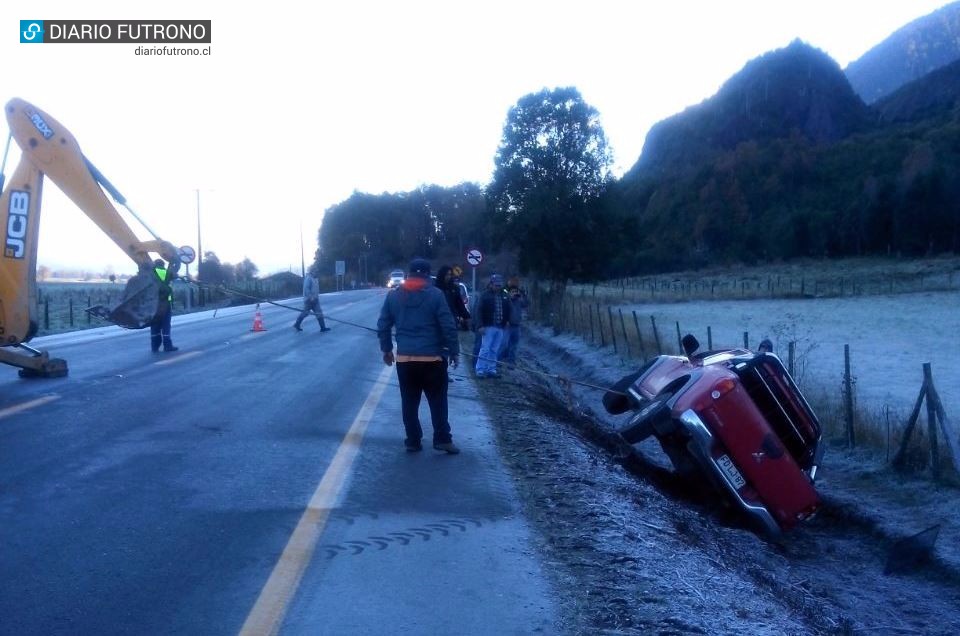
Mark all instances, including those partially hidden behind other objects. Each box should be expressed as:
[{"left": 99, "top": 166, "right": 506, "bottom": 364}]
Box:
[
  {"left": 300, "top": 222, "right": 306, "bottom": 277},
  {"left": 196, "top": 189, "right": 203, "bottom": 277}
]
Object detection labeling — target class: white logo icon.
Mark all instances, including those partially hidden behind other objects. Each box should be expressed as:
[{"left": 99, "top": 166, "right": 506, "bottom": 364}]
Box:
[{"left": 22, "top": 22, "right": 43, "bottom": 41}]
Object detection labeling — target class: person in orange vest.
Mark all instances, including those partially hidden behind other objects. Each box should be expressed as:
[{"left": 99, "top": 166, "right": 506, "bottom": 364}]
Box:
[{"left": 151, "top": 258, "right": 180, "bottom": 352}]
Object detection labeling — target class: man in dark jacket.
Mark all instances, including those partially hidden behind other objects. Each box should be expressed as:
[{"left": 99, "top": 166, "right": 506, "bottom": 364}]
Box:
[
  {"left": 436, "top": 265, "right": 471, "bottom": 330},
  {"left": 378, "top": 258, "right": 461, "bottom": 454},
  {"left": 498, "top": 277, "right": 528, "bottom": 365},
  {"left": 150, "top": 258, "right": 180, "bottom": 352},
  {"left": 475, "top": 273, "right": 511, "bottom": 378}
]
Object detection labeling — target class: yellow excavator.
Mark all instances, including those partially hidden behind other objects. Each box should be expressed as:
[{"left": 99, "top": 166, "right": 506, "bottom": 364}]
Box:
[{"left": 0, "top": 98, "right": 184, "bottom": 377}]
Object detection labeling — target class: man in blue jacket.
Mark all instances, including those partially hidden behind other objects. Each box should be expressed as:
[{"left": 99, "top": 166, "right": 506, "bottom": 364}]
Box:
[{"left": 378, "top": 258, "right": 461, "bottom": 454}]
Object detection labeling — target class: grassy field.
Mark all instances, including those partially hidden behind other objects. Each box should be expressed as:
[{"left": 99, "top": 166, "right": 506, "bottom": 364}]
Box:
[
  {"left": 569, "top": 255, "right": 960, "bottom": 303},
  {"left": 529, "top": 256, "right": 960, "bottom": 474}
]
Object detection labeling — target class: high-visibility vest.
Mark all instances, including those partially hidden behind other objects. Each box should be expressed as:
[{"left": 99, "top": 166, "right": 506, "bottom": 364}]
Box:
[{"left": 155, "top": 267, "right": 172, "bottom": 302}]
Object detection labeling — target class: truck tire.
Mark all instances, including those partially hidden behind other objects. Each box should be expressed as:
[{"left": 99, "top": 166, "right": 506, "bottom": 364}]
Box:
[
  {"left": 603, "top": 358, "right": 657, "bottom": 414},
  {"left": 619, "top": 391, "right": 674, "bottom": 444}
]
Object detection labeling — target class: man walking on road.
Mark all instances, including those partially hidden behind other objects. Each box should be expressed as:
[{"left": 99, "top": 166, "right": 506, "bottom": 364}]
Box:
[
  {"left": 377, "top": 258, "right": 461, "bottom": 454},
  {"left": 294, "top": 270, "right": 331, "bottom": 332}
]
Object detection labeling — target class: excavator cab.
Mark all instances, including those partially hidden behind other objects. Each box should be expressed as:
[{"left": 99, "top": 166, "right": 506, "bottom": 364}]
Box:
[{"left": 0, "top": 98, "right": 181, "bottom": 377}]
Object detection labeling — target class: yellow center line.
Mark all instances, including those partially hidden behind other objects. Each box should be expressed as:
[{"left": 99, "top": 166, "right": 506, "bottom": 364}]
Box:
[
  {"left": 239, "top": 364, "right": 394, "bottom": 636},
  {"left": 153, "top": 350, "right": 203, "bottom": 366},
  {"left": 0, "top": 394, "right": 61, "bottom": 420}
]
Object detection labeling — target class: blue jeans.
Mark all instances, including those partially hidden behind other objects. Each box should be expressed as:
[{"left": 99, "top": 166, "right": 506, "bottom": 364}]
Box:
[
  {"left": 499, "top": 325, "right": 520, "bottom": 364},
  {"left": 476, "top": 326, "right": 505, "bottom": 376}
]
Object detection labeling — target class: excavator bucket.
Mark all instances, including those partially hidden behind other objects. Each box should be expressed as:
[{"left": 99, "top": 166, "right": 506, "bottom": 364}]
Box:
[{"left": 87, "top": 273, "right": 160, "bottom": 329}]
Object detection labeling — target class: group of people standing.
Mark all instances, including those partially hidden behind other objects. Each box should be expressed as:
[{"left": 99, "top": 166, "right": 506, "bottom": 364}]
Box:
[
  {"left": 476, "top": 274, "right": 527, "bottom": 376},
  {"left": 377, "top": 258, "right": 529, "bottom": 455}
]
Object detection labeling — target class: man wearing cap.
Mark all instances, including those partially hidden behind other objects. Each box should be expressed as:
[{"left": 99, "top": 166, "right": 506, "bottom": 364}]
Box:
[
  {"left": 377, "top": 258, "right": 461, "bottom": 454},
  {"left": 150, "top": 257, "right": 180, "bottom": 352},
  {"left": 475, "top": 273, "right": 512, "bottom": 378}
]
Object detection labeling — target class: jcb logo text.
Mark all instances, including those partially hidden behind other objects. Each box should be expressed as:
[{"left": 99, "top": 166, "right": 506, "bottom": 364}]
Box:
[{"left": 5, "top": 191, "right": 30, "bottom": 259}]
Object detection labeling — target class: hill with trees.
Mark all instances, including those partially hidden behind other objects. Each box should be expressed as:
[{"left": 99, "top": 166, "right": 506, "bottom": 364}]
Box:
[
  {"left": 631, "top": 41, "right": 870, "bottom": 179},
  {"left": 616, "top": 41, "right": 960, "bottom": 271},
  {"left": 845, "top": 1, "right": 960, "bottom": 104},
  {"left": 312, "top": 27, "right": 960, "bottom": 284}
]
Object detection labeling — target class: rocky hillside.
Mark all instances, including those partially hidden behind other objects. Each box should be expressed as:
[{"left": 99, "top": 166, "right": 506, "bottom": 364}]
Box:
[
  {"left": 846, "top": 1, "right": 960, "bottom": 104},
  {"left": 875, "top": 57, "right": 960, "bottom": 123},
  {"left": 630, "top": 40, "right": 869, "bottom": 179}
]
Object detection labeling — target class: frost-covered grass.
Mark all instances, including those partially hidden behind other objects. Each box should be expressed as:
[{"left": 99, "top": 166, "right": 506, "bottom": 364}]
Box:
[{"left": 533, "top": 285, "right": 959, "bottom": 460}]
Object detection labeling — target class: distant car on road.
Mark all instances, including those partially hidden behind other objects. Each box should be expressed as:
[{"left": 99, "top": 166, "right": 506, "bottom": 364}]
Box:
[
  {"left": 386, "top": 270, "right": 405, "bottom": 289},
  {"left": 604, "top": 334, "right": 824, "bottom": 536}
]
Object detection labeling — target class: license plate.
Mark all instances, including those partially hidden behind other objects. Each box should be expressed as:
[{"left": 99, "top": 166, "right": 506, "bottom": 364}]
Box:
[{"left": 717, "top": 454, "right": 746, "bottom": 489}]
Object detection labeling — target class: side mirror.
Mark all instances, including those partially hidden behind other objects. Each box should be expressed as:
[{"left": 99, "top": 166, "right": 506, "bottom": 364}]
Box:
[{"left": 681, "top": 334, "right": 700, "bottom": 357}]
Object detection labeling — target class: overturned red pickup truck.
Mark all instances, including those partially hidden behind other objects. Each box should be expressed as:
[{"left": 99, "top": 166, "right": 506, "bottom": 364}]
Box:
[{"left": 604, "top": 335, "right": 824, "bottom": 536}]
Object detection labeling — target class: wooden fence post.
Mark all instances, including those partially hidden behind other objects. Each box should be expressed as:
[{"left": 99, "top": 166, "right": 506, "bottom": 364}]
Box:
[
  {"left": 618, "top": 309, "right": 631, "bottom": 359},
  {"left": 587, "top": 303, "right": 597, "bottom": 344},
  {"left": 650, "top": 316, "right": 662, "bottom": 355},
  {"left": 893, "top": 377, "right": 928, "bottom": 470},
  {"left": 597, "top": 303, "right": 605, "bottom": 348},
  {"left": 843, "top": 344, "right": 855, "bottom": 448},
  {"left": 707, "top": 326, "right": 713, "bottom": 350},
  {"left": 788, "top": 341, "right": 796, "bottom": 378},
  {"left": 579, "top": 301, "right": 587, "bottom": 341},
  {"left": 925, "top": 370, "right": 960, "bottom": 475},
  {"left": 675, "top": 321, "right": 682, "bottom": 353},
  {"left": 632, "top": 311, "right": 647, "bottom": 361},
  {"left": 924, "top": 363, "right": 940, "bottom": 479},
  {"left": 607, "top": 306, "right": 617, "bottom": 354},
  {"left": 743, "top": 331, "right": 749, "bottom": 348}
]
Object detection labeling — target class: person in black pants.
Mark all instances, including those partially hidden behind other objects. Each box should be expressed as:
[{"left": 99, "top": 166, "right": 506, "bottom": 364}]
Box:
[
  {"left": 150, "top": 258, "right": 180, "bottom": 352},
  {"left": 435, "top": 265, "right": 471, "bottom": 330},
  {"left": 377, "top": 258, "right": 461, "bottom": 454}
]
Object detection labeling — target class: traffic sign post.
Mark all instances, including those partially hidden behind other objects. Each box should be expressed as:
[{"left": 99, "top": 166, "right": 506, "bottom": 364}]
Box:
[
  {"left": 178, "top": 245, "right": 196, "bottom": 265},
  {"left": 466, "top": 248, "right": 483, "bottom": 293},
  {"left": 178, "top": 245, "right": 197, "bottom": 309},
  {"left": 335, "top": 260, "right": 346, "bottom": 291}
]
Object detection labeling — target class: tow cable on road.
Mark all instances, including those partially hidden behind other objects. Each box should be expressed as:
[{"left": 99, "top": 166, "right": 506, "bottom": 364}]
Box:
[{"left": 188, "top": 281, "right": 628, "bottom": 399}]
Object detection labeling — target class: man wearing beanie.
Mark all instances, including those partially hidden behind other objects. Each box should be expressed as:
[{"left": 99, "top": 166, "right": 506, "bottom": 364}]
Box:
[{"left": 377, "top": 258, "right": 461, "bottom": 454}]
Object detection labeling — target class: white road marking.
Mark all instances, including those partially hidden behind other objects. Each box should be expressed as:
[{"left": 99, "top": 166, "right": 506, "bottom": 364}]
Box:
[
  {"left": 239, "top": 364, "right": 394, "bottom": 636},
  {"left": 0, "top": 394, "right": 61, "bottom": 420},
  {"left": 153, "top": 350, "right": 202, "bottom": 366}
]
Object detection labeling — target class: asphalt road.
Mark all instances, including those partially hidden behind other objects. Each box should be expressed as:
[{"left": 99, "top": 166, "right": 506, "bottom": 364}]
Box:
[{"left": 0, "top": 289, "right": 557, "bottom": 635}]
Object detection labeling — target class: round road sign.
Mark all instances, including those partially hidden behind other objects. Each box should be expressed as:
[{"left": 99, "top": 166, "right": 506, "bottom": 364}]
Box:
[
  {"left": 466, "top": 248, "right": 483, "bottom": 267},
  {"left": 178, "top": 245, "right": 196, "bottom": 265}
]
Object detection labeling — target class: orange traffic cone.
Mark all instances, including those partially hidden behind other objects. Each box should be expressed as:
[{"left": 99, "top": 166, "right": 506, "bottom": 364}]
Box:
[{"left": 251, "top": 305, "right": 267, "bottom": 332}]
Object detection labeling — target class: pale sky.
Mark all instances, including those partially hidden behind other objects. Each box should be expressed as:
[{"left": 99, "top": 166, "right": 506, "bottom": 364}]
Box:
[{"left": 1, "top": 1, "right": 950, "bottom": 276}]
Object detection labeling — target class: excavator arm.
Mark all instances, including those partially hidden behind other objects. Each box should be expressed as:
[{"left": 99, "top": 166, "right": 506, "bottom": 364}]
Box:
[{"left": 0, "top": 98, "right": 183, "bottom": 377}]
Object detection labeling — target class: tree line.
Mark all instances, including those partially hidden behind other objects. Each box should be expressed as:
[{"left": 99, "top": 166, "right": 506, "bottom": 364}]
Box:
[{"left": 313, "top": 84, "right": 960, "bottom": 284}]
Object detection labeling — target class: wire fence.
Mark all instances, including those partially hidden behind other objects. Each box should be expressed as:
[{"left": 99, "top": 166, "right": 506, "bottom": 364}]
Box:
[
  {"left": 33, "top": 279, "right": 303, "bottom": 335},
  {"left": 572, "top": 269, "right": 959, "bottom": 304},
  {"left": 527, "top": 279, "right": 959, "bottom": 481}
]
